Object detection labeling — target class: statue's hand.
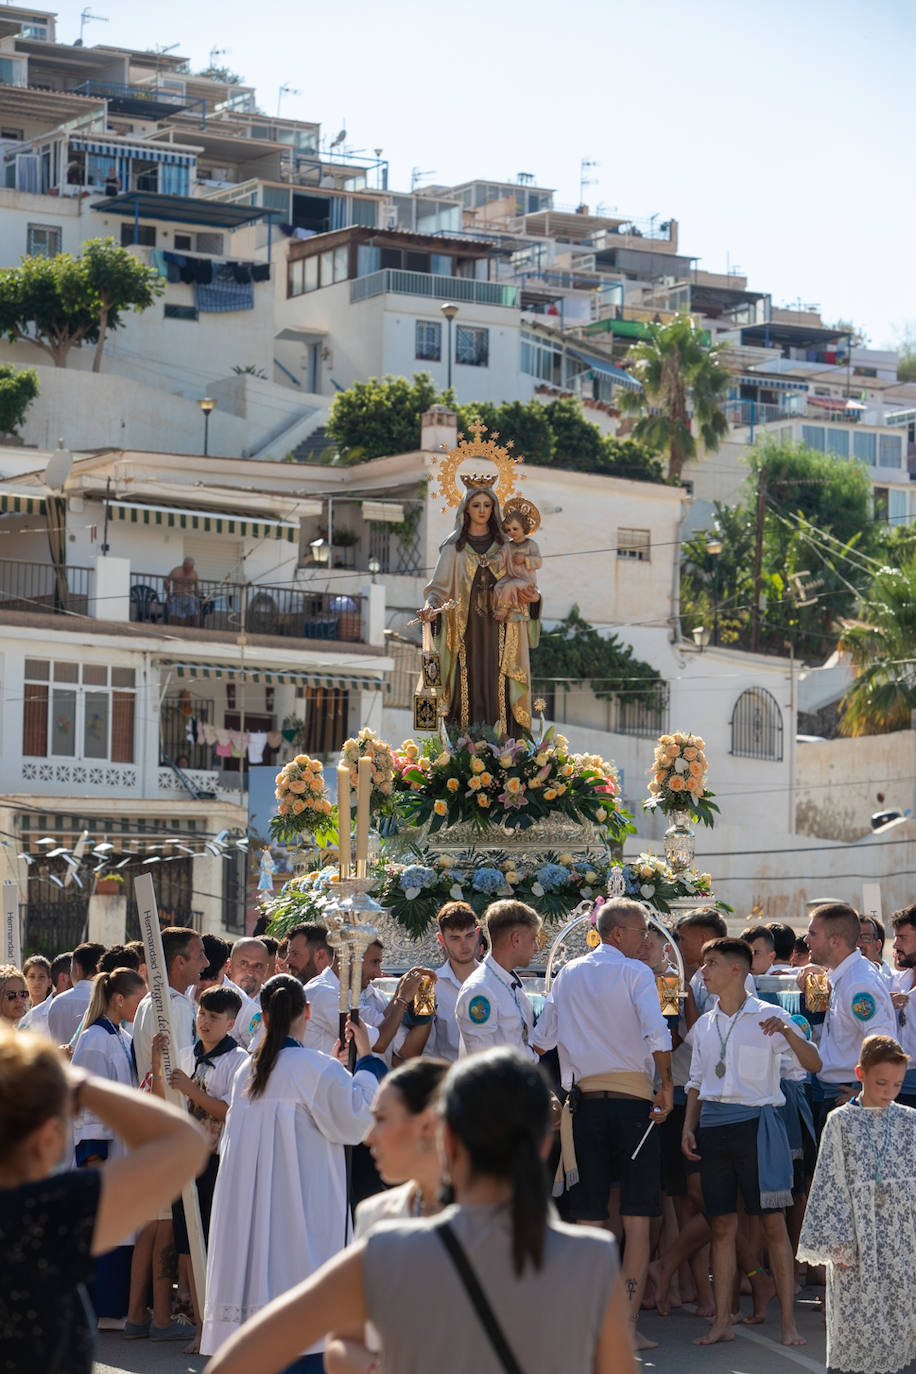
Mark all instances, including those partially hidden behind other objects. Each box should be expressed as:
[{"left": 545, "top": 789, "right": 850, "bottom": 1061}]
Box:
[{"left": 416, "top": 605, "right": 436, "bottom": 624}]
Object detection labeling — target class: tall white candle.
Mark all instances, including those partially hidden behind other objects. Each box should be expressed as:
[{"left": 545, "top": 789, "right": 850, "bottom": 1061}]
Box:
[
  {"left": 336, "top": 764, "right": 352, "bottom": 880},
  {"left": 355, "top": 755, "right": 372, "bottom": 876}
]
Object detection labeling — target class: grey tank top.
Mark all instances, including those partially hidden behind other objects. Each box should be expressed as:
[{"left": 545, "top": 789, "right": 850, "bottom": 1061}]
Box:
[{"left": 363, "top": 1202, "right": 618, "bottom": 1373}]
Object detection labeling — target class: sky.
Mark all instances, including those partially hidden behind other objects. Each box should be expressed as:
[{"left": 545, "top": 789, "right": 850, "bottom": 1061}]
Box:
[{"left": 45, "top": 0, "right": 915, "bottom": 348}]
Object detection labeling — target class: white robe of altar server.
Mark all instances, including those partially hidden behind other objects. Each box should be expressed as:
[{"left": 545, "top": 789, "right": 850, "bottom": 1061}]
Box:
[
  {"left": 798, "top": 1099, "right": 916, "bottom": 1374},
  {"left": 71, "top": 1020, "right": 137, "bottom": 1162},
  {"left": 200, "top": 1044, "right": 377, "bottom": 1358}
]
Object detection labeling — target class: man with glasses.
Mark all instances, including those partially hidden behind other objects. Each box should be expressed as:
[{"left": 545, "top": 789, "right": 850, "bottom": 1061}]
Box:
[
  {"left": 858, "top": 915, "right": 894, "bottom": 982},
  {"left": 534, "top": 898, "right": 673, "bottom": 1351}
]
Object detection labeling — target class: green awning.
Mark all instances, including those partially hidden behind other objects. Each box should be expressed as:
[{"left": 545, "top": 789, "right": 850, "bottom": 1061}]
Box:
[
  {"left": 0, "top": 489, "right": 46, "bottom": 515},
  {"left": 165, "top": 661, "right": 387, "bottom": 691},
  {"left": 110, "top": 499, "right": 298, "bottom": 543}
]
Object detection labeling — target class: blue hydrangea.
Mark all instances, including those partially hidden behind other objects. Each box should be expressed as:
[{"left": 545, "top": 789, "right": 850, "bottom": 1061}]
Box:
[
  {"left": 536, "top": 862, "right": 569, "bottom": 893},
  {"left": 472, "top": 866, "right": 505, "bottom": 894},
  {"left": 398, "top": 865, "right": 436, "bottom": 893}
]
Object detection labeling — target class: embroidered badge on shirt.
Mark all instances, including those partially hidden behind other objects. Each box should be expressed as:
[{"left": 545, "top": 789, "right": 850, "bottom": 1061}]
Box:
[
  {"left": 791, "top": 1013, "right": 813, "bottom": 1040},
  {"left": 467, "top": 995, "right": 491, "bottom": 1024},
  {"left": 851, "top": 991, "right": 877, "bottom": 1022}
]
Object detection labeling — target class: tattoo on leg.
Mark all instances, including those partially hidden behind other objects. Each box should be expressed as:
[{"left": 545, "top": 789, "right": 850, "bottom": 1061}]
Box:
[
  {"left": 626, "top": 1278, "right": 638, "bottom": 1303},
  {"left": 158, "top": 1242, "right": 177, "bottom": 1282}
]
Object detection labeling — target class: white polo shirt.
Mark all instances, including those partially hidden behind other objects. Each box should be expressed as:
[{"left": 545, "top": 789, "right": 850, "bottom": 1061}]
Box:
[
  {"left": 303, "top": 965, "right": 383, "bottom": 1057},
  {"left": 425, "top": 959, "right": 475, "bottom": 1062},
  {"left": 534, "top": 943, "right": 671, "bottom": 1090},
  {"left": 455, "top": 954, "right": 537, "bottom": 1062},
  {"left": 890, "top": 968, "right": 916, "bottom": 1067},
  {"left": 132, "top": 986, "right": 197, "bottom": 1086},
  {"left": 687, "top": 995, "right": 793, "bottom": 1106},
  {"left": 46, "top": 980, "right": 93, "bottom": 1046},
  {"left": 817, "top": 949, "right": 896, "bottom": 1084}
]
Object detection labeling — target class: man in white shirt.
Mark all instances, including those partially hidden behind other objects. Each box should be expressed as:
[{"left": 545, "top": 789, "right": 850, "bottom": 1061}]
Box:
[
  {"left": 425, "top": 901, "right": 481, "bottom": 1062},
  {"left": 683, "top": 937, "right": 820, "bottom": 1349},
  {"left": 47, "top": 941, "right": 105, "bottom": 1046},
  {"left": 133, "top": 927, "right": 207, "bottom": 1089},
  {"left": 535, "top": 897, "right": 672, "bottom": 1352},
  {"left": 858, "top": 915, "right": 894, "bottom": 982},
  {"left": 455, "top": 900, "right": 541, "bottom": 1062},
  {"left": 802, "top": 901, "right": 896, "bottom": 1130},
  {"left": 890, "top": 903, "right": 916, "bottom": 1107},
  {"left": 226, "top": 937, "right": 269, "bottom": 1049}
]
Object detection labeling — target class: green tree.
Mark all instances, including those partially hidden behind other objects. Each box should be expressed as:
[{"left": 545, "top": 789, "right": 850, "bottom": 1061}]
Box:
[
  {"left": 454, "top": 398, "right": 556, "bottom": 464},
  {"left": 0, "top": 364, "right": 39, "bottom": 434},
  {"left": 0, "top": 238, "right": 164, "bottom": 371},
  {"left": 196, "top": 65, "right": 245, "bottom": 85},
  {"left": 326, "top": 372, "right": 447, "bottom": 462},
  {"left": 837, "top": 560, "right": 916, "bottom": 735},
  {"left": 680, "top": 440, "right": 876, "bottom": 660},
  {"left": 531, "top": 605, "right": 662, "bottom": 704},
  {"left": 617, "top": 313, "right": 730, "bottom": 481}
]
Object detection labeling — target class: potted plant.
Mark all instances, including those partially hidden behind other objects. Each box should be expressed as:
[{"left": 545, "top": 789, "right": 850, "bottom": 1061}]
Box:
[{"left": 95, "top": 872, "right": 125, "bottom": 896}]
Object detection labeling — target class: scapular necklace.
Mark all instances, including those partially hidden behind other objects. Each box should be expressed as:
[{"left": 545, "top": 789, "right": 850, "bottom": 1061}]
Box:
[
  {"left": 854, "top": 1098, "right": 894, "bottom": 1182},
  {"left": 713, "top": 997, "right": 748, "bottom": 1078}
]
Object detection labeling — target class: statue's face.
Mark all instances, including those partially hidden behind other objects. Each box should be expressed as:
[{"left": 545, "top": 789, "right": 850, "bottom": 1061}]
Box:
[
  {"left": 504, "top": 517, "right": 526, "bottom": 542},
  {"left": 466, "top": 493, "right": 493, "bottom": 526}
]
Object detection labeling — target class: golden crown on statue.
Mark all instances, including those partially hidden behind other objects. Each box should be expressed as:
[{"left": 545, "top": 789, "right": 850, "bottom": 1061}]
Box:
[{"left": 431, "top": 418, "right": 525, "bottom": 512}]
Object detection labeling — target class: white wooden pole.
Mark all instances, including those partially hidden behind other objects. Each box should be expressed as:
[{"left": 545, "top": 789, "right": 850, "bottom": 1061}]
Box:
[
  {"left": 3, "top": 880, "right": 21, "bottom": 969},
  {"left": 133, "top": 872, "right": 207, "bottom": 1308}
]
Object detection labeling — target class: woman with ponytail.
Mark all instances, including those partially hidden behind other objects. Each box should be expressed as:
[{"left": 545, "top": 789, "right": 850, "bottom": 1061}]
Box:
[
  {"left": 201, "top": 974, "right": 384, "bottom": 1372},
  {"left": 70, "top": 966, "right": 146, "bottom": 1327},
  {"left": 205, "top": 1048, "right": 635, "bottom": 1374}
]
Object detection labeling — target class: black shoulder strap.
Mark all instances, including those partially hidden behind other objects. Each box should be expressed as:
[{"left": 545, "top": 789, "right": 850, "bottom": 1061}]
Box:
[{"left": 434, "top": 1219, "right": 524, "bottom": 1374}]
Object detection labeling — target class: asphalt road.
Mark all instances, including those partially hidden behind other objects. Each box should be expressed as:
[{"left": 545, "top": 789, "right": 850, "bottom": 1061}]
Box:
[{"left": 93, "top": 1288, "right": 828, "bottom": 1373}]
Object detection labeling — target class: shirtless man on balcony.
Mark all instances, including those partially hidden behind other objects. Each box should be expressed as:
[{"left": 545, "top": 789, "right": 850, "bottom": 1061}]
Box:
[{"left": 164, "top": 557, "right": 200, "bottom": 626}]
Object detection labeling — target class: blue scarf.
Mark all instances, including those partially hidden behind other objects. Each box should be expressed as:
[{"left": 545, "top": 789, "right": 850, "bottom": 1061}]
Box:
[
  {"left": 700, "top": 1100, "right": 794, "bottom": 1209},
  {"left": 778, "top": 1079, "right": 816, "bottom": 1159}
]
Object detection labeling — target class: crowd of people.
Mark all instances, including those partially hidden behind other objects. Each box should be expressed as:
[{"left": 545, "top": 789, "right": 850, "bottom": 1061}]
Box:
[{"left": 2, "top": 893, "right": 916, "bottom": 1373}]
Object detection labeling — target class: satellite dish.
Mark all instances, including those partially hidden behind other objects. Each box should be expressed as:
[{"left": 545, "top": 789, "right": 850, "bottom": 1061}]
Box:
[{"left": 44, "top": 438, "right": 72, "bottom": 491}]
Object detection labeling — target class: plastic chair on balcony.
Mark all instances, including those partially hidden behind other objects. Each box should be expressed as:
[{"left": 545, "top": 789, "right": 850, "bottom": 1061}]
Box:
[
  {"left": 130, "top": 583, "right": 166, "bottom": 623},
  {"left": 246, "top": 591, "right": 278, "bottom": 636}
]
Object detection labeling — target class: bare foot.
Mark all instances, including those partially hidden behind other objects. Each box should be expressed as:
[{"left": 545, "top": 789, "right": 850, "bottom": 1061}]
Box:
[
  {"left": 647, "top": 1260, "right": 671, "bottom": 1317},
  {"left": 747, "top": 1272, "right": 776, "bottom": 1321},
  {"left": 694, "top": 1323, "right": 734, "bottom": 1346},
  {"left": 183, "top": 1335, "right": 200, "bottom": 1355},
  {"left": 781, "top": 1327, "right": 807, "bottom": 1347},
  {"left": 633, "top": 1328, "right": 659, "bottom": 1351},
  {"left": 694, "top": 1300, "right": 716, "bottom": 1319}
]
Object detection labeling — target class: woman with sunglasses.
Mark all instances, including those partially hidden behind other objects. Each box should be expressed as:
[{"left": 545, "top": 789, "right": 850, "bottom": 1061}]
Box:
[{"left": 0, "top": 965, "right": 30, "bottom": 1026}]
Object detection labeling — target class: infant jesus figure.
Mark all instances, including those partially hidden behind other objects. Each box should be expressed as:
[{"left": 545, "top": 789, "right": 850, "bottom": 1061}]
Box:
[{"left": 491, "top": 496, "right": 542, "bottom": 623}]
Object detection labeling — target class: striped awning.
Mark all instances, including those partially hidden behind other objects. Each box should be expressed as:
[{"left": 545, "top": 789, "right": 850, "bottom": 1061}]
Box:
[
  {"left": 164, "top": 661, "right": 386, "bottom": 691},
  {"left": 566, "top": 345, "right": 642, "bottom": 393},
  {"left": 109, "top": 499, "right": 298, "bottom": 543},
  {"left": 737, "top": 375, "right": 809, "bottom": 393},
  {"left": 70, "top": 136, "right": 196, "bottom": 167},
  {"left": 0, "top": 488, "right": 46, "bottom": 515}
]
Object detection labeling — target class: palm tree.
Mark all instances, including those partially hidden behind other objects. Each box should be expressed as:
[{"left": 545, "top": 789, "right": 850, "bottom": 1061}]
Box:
[
  {"left": 838, "top": 561, "right": 916, "bottom": 735},
  {"left": 617, "top": 313, "right": 731, "bottom": 481}
]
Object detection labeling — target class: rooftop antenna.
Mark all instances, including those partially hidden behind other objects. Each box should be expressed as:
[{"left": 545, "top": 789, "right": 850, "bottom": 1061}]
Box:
[
  {"left": 208, "top": 45, "right": 228, "bottom": 70},
  {"left": 79, "top": 8, "right": 108, "bottom": 45},
  {"left": 277, "top": 82, "right": 301, "bottom": 117},
  {"left": 411, "top": 165, "right": 435, "bottom": 190},
  {"left": 329, "top": 123, "right": 347, "bottom": 151},
  {"left": 579, "top": 157, "right": 598, "bottom": 207},
  {"left": 154, "top": 41, "right": 179, "bottom": 82}
]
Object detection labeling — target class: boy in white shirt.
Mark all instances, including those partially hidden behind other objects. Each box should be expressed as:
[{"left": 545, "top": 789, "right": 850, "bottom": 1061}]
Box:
[{"left": 683, "top": 937, "right": 821, "bottom": 1349}]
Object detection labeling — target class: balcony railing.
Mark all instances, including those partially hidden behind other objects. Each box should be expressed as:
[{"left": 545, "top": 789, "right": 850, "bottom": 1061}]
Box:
[
  {"left": 130, "top": 574, "right": 363, "bottom": 642},
  {"left": 0, "top": 558, "right": 91, "bottom": 616},
  {"left": 351, "top": 269, "right": 519, "bottom": 308}
]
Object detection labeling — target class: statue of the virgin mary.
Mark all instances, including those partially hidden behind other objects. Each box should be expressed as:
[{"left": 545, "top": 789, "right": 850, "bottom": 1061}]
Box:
[{"left": 418, "top": 480, "right": 540, "bottom": 733}]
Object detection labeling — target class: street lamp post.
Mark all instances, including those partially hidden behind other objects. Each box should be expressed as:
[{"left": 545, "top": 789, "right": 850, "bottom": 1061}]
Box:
[
  {"left": 198, "top": 396, "right": 216, "bottom": 456},
  {"left": 441, "top": 302, "right": 458, "bottom": 391},
  {"left": 706, "top": 536, "right": 723, "bottom": 646}
]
